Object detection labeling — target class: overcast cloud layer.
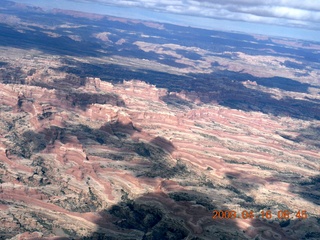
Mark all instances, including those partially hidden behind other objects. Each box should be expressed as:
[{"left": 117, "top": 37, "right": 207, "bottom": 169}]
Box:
[{"left": 72, "top": 0, "right": 320, "bottom": 30}]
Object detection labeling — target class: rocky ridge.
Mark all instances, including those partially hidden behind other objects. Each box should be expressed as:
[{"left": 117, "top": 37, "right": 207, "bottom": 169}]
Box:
[
  {"left": 0, "top": 3, "right": 319, "bottom": 238},
  {"left": 0, "top": 59, "right": 319, "bottom": 239}
]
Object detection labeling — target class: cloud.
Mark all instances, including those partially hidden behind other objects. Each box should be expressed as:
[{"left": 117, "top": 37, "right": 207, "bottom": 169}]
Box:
[{"left": 71, "top": 0, "right": 320, "bottom": 30}]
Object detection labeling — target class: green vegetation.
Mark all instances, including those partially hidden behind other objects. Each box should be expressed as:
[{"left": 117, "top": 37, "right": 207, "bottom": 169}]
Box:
[
  {"left": 194, "top": 123, "right": 205, "bottom": 128},
  {"left": 168, "top": 192, "right": 216, "bottom": 210},
  {"left": 198, "top": 132, "right": 219, "bottom": 141},
  {"left": 135, "top": 142, "right": 151, "bottom": 157},
  {"left": 224, "top": 159, "right": 246, "bottom": 164}
]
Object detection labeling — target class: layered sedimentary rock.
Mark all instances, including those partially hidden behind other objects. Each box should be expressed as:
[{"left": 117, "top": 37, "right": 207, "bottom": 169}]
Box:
[
  {"left": 0, "top": 69, "right": 319, "bottom": 239},
  {"left": 0, "top": 3, "right": 319, "bottom": 238}
]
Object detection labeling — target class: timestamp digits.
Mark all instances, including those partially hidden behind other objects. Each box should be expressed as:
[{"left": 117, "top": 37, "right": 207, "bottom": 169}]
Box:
[{"left": 212, "top": 210, "right": 308, "bottom": 220}]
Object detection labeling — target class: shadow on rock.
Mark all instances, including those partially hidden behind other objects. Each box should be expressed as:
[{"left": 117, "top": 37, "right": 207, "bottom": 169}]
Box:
[
  {"left": 293, "top": 125, "right": 320, "bottom": 150},
  {"left": 289, "top": 174, "right": 320, "bottom": 206},
  {"left": 160, "top": 93, "right": 194, "bottom": 110},
  {"left": 84, "top": 191, "right": 247, "bottom": 240}
]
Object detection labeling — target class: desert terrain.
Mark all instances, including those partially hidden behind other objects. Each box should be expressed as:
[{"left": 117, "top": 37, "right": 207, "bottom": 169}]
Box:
[{"left": 0, "top": 1, "right": 319, "bottom": 239}]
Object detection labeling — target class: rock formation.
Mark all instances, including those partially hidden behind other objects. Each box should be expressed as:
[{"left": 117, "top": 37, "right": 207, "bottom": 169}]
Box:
[{"left": 0, "top": 3, "right": 319, "bottom": 239}]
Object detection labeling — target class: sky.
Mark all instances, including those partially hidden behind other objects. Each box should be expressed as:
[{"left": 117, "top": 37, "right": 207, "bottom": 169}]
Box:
[{"left": 12, "top": 0, "right": 320, "bottom": 41}]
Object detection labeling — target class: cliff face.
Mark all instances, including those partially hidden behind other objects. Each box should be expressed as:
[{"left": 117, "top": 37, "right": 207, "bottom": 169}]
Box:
[{"left": 0, "top": 70, "right": 319, "bottom": 239}]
